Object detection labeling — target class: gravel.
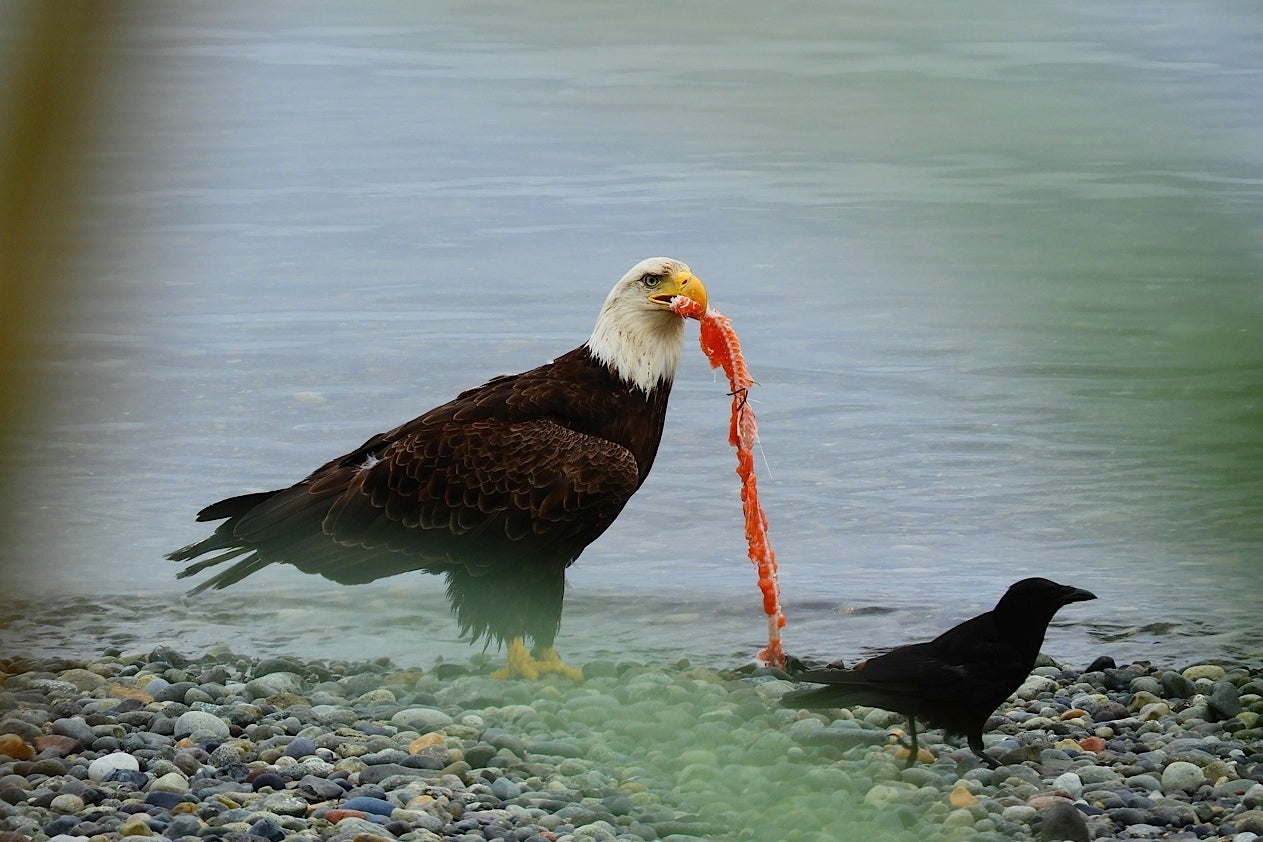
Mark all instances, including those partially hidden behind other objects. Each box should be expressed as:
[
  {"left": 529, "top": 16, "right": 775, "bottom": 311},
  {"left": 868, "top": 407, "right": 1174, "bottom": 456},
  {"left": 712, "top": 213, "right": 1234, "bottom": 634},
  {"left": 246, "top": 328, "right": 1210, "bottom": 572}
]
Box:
[{"left": 0, "top": 647, "right": 1260, "bottom": 841}]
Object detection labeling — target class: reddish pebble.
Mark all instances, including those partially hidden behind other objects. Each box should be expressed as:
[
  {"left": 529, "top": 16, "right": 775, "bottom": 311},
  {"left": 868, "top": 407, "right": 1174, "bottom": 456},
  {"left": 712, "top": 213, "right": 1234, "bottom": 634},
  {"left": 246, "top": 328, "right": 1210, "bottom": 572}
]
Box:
[
  {"left": 409, "top": 733, "right": 445, "bottom": 753},
  {"left": 108, "top": 683, "right": 154, "bottom": 703},
  {"left": 0, "top": 734, "right": 33, "bottom": 760},
  {"left": 324, "top": 808, "right": 368, "bottom": 824},
  {"left": 1079, "top": 736, "right": 1106, "bottom": 752},
  {"left": 34, "top": 735, "right": 79, "bottom": 757}
]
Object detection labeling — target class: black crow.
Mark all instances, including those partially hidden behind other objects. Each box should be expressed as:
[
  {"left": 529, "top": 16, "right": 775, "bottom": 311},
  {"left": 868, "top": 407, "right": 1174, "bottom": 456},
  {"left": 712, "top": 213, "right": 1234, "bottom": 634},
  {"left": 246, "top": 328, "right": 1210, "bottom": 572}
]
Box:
[{"left": 782, "top": 577, "right": 1096, "bottom": 767}]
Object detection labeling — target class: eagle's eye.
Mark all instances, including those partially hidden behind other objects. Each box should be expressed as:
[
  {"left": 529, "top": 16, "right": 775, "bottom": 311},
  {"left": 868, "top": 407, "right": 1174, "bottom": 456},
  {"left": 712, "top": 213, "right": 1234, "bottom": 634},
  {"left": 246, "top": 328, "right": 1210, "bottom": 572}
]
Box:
[{"left": 640, "top": 273, "right": 663, "bottom": 288}]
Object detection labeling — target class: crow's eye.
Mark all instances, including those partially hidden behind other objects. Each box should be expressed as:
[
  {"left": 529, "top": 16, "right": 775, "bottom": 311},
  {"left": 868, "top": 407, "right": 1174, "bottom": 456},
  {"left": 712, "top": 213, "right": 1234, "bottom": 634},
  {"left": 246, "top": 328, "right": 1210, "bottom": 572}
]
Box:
[{"left": 640, "top": 273, "right": 663, "bottom": 288}]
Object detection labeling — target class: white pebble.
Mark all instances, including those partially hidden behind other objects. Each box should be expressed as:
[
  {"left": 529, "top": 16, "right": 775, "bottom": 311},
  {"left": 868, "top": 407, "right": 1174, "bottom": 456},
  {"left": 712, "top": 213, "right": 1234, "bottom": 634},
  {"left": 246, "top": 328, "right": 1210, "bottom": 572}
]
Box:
[
  {"left": 175, "top": 710, "right": 231, "bottom": 740},
  {"left": 1161, "top": 760, "right": 1206, "bottom": 793},
  {"left": 1053, "top": 771, "right": 1083, "bottom": 799},
  {"left": 87, "top": 752, "right": 140, "bottom": 782}
]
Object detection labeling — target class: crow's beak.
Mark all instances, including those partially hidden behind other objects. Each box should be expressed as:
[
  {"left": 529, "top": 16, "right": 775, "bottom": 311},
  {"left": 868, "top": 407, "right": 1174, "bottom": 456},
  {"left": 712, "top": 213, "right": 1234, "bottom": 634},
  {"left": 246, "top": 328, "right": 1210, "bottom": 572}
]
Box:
[{"left": 1061, "top": 586, "right": 1097, "bottom": 605}]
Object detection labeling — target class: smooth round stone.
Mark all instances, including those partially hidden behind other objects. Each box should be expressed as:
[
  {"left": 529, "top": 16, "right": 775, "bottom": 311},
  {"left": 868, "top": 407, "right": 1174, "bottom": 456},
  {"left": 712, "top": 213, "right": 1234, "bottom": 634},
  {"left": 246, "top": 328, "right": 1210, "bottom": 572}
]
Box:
[
  {"left": 88, "top": 752, "right": 140, "bottom": 782},
  {"left": 1002, "top": 804, "right": 1037, "bottom": 824},
  {"left": 283, "top": 737, "right": 317, "bottom": 758},
  {"left": 255, "top": 792, "right": 310, "bottom": 817},
  {"left": 329, "top": 816, "right": 391, "bottom": 835},
  {"left": 145, "top": 790, "right": 189, "bottom": 810},
  {"left": 143, "top": 677, "right": 171, "bottom": 697},
  {"left": 35, "top": 734, "right": 81, "bottom": 758},
  {"left": 1076, "top": 765, "right": 1120, "bottom": 785},
  {"left": 491, "top": 776, "right": 522, "bottom": 800},
  {"left": 863, "top": 783, "right": 910, "bottom": 806},
  {"left": 1161, "top": 761, "right": 1206, "bottom": 793},
  {"left": 1053, "top": 771, "right": 1084, "bottom": 799},
  {"left": 528, "top": 739, "right": 585, "bottom": 758},
  {"left": 174, "top": 710, "right": 230, "bottom": 740},
  {"left": 390, "top": 707, "right": 453, "bottom": 733},
  {"left": 355, "top": 688, "right": 397, "bottom": 706},
  {"left": 49, "top": 793, "right": 85, "bottom": 813},
  {"left": 119, "top": 816, "right": 155, "bottom": 836},
  {"left": 1016, "top": 675, "right": 1057, "bottom": 700},
  {"left": 1160, "top": 671, "right": 1196, "bottom": 699},
  {"left": 184, "top": 687, "right": 215, "bottom": 705},
  {"left": 340, "top": 795, "right": 397, "bottom": 816},
  {"left": 253, "top": 657, "right": 304, "bottom": 677},
  {"left": 1138, "top": 702, "right": 1171, "bottom": 721},
  {"left": 1040, "top": 801, "right": 1090, "bottom": 842},
  {"left": 0, "top": 718, "right": 42, "bottom": 742},
  {"left": 250, "top": 773, "right": 287, "bottom": 791},
  {"left": 153, "top": 681, "right": 197, "bottom": 703},
  {"left": 482, "top": 728, "right": 526, "bottom": 755},
  {"left": 291, "top": 774, "right": 340, "bottom": 800},
  {"left": 1182, "top": 664, "right": 1226, "bottom": 681},
  {"left": 245, "top": 673, "right": 303, "bottom": 698},
  {"left": 1209, "top": 682, "right": 1242, "bottom": 720},
  {"left": 150, "top": 771, "right": 189, "bottom": 793},
  {"left": 57, "top": 669, "right": 106, "bottom": 691},
  {"left": 1126, "top": 773, "right": 1162, "bottom": 792},
  {"left": 165, "top": 815, "right": 204, "bottom": 837},
  {"left": 50, "top": 717, "right": 96, "bottom": 747}
]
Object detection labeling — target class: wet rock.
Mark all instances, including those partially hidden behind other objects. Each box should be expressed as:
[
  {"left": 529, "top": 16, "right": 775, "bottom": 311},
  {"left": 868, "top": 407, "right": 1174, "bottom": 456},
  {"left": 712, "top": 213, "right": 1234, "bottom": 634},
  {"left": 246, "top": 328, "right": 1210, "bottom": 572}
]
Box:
[
  {"left": 1208, "top": 681, "right": 1242, "bottom": 720},
  {"left": 49, "top": 717, "right": 95, "bottom": 748},
  {"left": 1039, "top": 800, "right": 1089, "bottom": 841}
]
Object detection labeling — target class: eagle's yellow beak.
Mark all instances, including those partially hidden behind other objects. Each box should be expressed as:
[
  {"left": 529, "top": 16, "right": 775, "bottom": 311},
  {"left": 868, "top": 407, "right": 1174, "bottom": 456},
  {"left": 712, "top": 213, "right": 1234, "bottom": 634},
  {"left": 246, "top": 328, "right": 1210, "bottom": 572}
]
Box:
[{"left": 649, "top": 270, "right": 708, "bottom": 314}]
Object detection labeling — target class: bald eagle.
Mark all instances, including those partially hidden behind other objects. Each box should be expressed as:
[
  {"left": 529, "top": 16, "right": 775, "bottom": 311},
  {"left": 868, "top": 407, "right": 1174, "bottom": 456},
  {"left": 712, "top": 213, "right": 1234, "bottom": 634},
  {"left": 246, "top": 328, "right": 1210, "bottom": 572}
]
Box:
[{"left": 169, "top": 257, "right": 708, "bottom": 678}]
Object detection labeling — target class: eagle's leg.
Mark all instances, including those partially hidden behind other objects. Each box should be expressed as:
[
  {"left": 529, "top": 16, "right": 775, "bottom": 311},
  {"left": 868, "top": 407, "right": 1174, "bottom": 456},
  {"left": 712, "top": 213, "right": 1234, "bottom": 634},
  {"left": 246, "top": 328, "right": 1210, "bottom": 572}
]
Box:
[
  {"left": 531, "top": 646, "right": 584, "bottom": 681},
  {"left": 490, "top": 638, "right": 583, "bottom": 681}
]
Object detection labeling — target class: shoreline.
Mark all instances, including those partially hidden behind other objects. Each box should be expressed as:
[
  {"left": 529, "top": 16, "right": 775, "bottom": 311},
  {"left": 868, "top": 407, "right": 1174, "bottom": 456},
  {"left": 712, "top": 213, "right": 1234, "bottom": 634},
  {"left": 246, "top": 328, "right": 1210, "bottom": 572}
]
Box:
[{"left": 0, "top": 647, "right": 1260, "bottom": 841}]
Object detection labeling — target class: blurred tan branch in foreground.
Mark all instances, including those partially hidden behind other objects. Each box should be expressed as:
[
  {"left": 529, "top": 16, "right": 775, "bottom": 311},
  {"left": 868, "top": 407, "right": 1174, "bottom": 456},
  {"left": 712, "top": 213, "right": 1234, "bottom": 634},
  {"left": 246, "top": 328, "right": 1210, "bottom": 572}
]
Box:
[{"left": 1, "top": 2, "right": 110, "bottom": 437}]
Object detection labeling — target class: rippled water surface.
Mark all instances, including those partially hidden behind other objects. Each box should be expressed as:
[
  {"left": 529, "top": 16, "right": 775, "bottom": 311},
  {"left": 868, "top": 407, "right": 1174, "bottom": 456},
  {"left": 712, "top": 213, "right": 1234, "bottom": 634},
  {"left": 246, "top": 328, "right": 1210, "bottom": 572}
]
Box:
[{"left": 3, "top": 1, "right": 1262, "bottom": 670}]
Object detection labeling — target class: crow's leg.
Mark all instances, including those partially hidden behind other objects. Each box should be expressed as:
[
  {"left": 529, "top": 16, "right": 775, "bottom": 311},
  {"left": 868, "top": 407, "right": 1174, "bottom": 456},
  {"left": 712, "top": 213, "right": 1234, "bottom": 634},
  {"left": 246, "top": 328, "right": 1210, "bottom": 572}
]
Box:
[
  {"left": 893, "top": 719, "right": 922, "bottom": 767},
  {"left": 968, "top": 731, "right": 999, "bottom": 768},
  {"left": 905, "top": 719, "right": 920, "bottom": 768}
]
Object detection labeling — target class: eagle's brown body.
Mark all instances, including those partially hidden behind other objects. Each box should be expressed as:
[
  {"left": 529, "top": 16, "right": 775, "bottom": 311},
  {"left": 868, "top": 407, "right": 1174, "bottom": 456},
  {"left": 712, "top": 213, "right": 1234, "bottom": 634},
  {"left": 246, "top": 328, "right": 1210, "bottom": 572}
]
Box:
[{"left": 169, "top": 258, "right": 707, "bottom": 658}]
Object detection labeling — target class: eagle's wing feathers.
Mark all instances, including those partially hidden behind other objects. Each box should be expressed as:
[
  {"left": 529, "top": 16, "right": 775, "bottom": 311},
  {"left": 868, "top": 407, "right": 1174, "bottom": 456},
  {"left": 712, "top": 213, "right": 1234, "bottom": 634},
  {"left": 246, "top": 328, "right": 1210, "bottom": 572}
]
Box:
[{"left": 293, "top": 417, "right": 641, "bottom": 580}]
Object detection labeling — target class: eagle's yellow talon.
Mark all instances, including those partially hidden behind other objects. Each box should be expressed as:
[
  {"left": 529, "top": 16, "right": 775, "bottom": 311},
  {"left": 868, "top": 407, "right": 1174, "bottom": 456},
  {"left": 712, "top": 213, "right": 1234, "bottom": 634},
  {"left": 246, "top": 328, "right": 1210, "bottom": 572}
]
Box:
[{"left": 491, "top": 639, "right": 582, "bottom": 681}]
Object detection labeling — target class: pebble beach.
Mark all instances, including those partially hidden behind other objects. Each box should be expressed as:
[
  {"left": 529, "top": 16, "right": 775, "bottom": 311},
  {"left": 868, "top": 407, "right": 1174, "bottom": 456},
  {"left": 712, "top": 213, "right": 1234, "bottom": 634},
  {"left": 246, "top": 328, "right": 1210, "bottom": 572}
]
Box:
[{"left": 1, "top": 647, "right": 1261, "bottom": 842}]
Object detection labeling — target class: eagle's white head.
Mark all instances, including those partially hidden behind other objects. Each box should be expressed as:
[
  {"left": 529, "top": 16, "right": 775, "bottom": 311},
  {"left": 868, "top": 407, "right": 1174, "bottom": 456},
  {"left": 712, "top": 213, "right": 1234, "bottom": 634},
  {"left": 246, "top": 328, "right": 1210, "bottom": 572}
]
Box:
[{"left": 585, "top": 257, "right": 708, "bottom": 393}]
